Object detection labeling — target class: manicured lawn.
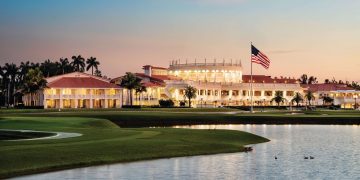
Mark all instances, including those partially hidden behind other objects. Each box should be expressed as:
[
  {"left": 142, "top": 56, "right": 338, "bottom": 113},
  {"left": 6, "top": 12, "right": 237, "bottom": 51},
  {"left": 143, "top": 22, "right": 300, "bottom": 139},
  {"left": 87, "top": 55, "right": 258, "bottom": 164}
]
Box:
[
  {"left": 0, "top": 107, "right": 240, "bottom": 114},
  {"left": 0, "top": 116, "right": 269, "bottom": 178},
  {"left": 3, "top": 109, "right": 358, "bottom": 126}
]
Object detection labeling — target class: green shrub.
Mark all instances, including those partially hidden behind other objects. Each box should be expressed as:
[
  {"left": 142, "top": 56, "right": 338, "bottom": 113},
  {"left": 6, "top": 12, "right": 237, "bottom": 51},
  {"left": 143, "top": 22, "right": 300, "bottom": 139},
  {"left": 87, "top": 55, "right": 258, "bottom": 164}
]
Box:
[{"left": 159, "top": 99, "right": 175, "bottom": 108}]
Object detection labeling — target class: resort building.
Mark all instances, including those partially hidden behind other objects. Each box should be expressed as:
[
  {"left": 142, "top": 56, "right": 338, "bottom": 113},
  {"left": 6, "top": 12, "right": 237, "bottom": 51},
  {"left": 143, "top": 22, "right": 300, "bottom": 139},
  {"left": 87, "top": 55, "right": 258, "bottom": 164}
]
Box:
[
  {"left": 22, "top": 72, "right": 122, "bottom": 109},
  {"left": 22, "top": 61, "right": 359, "bottom": 109},
  {"left": 302, "top": 83, "right": 360, "bottom": 109},
  {"left": 115, "top": 61, "right": 304, "bottom": 107}
]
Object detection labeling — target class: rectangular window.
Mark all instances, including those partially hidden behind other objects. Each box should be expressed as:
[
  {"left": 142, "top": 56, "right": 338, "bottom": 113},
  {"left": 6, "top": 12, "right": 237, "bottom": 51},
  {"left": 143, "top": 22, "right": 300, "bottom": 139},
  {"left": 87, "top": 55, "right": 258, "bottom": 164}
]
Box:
[
  {"left": 63, "top": 89, "right": 72, "bottom": 95},
  {"left": 265, "top": 91, "right": 273, "bottom": 96},
  {"left": 254, "top": 91, "right": 261, "bottom": 96},
  {"left": 78, "top": 88, "right": 87, "bottom": 95},
  {"left": 286, "top": 91, "right": 294, "bottom": 96},
  {"left": 242, "top": 90, "right": 247, "bottom": 96},
  {"left": 108, "top": 89, "right": 116, "bottom": 95},
  {"left": 232, "top": 90, "right": 239, "bottom": 96},
  {"left": 221, "top": 90, "right": 229, "bottom": 96}
]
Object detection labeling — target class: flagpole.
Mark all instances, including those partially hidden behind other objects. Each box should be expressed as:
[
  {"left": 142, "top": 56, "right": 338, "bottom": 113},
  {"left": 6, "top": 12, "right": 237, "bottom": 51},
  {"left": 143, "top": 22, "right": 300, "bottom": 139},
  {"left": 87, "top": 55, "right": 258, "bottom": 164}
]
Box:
[{"left": 250, "top": 42, "right": 254, "bottom": 113}]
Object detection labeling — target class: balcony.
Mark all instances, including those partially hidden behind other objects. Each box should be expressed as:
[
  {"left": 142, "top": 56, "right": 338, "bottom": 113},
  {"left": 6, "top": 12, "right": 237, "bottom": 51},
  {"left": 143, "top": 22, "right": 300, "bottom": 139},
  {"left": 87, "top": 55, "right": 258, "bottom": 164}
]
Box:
[
  {"left": 45, "top": 94, "right": 121, "bottom": 99},
  {"left": 336, "top": 97, "right": 355, "bottom": 104}
]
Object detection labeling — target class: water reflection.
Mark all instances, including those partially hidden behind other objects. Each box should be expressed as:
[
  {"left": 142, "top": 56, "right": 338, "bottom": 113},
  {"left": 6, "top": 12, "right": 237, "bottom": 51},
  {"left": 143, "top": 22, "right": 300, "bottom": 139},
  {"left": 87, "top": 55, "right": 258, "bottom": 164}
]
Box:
[{"left": 13, "top": 125, "right": 360, "bottom": 180}]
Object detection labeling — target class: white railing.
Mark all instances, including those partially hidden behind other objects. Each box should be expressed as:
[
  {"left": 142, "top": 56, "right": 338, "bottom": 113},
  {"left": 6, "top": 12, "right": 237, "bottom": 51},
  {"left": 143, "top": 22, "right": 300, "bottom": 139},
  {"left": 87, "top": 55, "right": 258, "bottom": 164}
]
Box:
[{"left": 44, "top": 94, "right": 121, "bottom": 99}]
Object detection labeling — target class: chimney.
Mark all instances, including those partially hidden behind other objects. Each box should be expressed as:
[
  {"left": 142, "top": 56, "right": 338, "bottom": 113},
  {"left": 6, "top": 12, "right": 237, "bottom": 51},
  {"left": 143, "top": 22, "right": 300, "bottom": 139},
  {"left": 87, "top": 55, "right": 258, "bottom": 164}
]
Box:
[{"left": 144, "top": 65, "right": 152, "bottom": 77}]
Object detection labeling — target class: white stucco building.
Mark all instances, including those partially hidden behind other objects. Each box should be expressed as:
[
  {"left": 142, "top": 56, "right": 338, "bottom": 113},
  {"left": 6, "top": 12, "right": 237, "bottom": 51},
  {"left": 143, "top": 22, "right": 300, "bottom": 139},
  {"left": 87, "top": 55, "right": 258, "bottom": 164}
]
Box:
[
  {"left": 22, "top": 72, "right": 123, "bottom": 109},
  {"left": 114, "top": 61, "right": 304, "bottom": 107}
]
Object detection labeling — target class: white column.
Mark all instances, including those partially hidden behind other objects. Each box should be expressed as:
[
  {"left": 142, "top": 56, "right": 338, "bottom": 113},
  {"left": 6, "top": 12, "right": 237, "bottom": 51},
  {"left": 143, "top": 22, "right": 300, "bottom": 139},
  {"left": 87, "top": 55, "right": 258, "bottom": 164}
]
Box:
[
  {"left": 75, "top": 98, "right": 78, "bottom": 108},
  {"left": 90, "top": 89, "right": 93, "bottom": 108},
  {"left": 60, "top": 99, "right": 63, "bottom": 108},
  {"left": 105, "top": 99, "right": 108, "bottom": 108},
  {"left": 59, "top": 89, "right": 63, "bottom": 108},
  {"left": 43, "top": 98, "right": 47, "bottom": 109}
]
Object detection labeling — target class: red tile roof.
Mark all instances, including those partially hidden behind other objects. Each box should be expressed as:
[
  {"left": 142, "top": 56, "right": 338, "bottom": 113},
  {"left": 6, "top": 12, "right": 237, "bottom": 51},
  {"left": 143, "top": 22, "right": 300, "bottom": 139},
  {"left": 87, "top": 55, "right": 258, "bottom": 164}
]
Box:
[
  {"left": 142, "top": 81, "right": 164, "bottom": 87},
  {"left": 242, "top": 75, "right": 297, "bottom": 84},
  {"left": 47, "top": 77, "right": 120, "bottom": 88},
  {"left": 301, "top": 83, "right": 355, "bottom": 92}
]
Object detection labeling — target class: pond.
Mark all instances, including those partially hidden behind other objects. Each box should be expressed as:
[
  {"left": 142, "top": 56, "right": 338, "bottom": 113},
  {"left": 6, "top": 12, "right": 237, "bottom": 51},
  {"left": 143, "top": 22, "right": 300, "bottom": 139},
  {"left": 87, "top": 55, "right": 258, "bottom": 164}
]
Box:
[{"left": 13, "top": 125, "right": 360, "bottom": 179}]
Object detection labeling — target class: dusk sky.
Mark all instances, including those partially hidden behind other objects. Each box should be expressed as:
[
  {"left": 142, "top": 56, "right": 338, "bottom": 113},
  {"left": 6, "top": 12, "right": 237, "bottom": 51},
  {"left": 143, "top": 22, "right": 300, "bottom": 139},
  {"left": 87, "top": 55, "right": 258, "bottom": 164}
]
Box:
[{"left": 0, "top": 0, "right": 359, "bottom": 81}]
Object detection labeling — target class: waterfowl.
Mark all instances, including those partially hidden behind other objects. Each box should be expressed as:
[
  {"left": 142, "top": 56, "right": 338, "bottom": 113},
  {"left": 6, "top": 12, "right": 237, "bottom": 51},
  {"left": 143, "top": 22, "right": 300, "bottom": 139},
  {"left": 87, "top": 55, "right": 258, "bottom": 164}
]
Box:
[
  {"left": 304, "top": 156, "right": 309, "bottom": 159},
  {"left": 275, "top": 156, "right": 278, "bottom": 160},
  {"left": 310, "top": 156, "right": 314, "bottom": 159}
]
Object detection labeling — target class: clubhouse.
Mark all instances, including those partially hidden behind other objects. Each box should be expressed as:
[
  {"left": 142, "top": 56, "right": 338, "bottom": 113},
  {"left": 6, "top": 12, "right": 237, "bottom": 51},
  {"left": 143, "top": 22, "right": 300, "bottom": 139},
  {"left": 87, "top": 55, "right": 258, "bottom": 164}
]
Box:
[
  {"left": 23, "top": 72, "right": 122, "bottom": 109},
  {"left": 23, "top": 61, "right": 360, "bottom": 109}
]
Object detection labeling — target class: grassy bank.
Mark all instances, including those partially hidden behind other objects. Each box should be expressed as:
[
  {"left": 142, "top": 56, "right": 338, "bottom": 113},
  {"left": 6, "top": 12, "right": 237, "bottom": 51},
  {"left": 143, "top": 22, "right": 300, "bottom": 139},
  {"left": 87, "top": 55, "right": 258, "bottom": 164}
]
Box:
[
  {"left": 0, "top": 115, "right": 269, "bottom": 178},
  {"left": 3, "top": 109, "right": 359, "bottom": 127}
]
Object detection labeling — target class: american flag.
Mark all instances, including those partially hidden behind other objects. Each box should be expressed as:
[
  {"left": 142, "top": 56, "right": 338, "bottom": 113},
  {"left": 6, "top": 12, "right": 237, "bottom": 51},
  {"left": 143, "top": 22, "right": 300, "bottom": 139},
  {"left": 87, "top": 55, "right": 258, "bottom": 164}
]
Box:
[{"left": 251, "top": 45, "right": 270, "bottom": 69}]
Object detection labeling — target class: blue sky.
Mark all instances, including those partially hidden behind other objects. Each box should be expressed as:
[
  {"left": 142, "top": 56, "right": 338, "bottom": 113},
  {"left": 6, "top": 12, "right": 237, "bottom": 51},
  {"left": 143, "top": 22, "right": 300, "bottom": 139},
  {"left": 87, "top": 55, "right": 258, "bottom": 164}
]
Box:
[{"left": 1, "top": 0, "right": 359, "bottom": 81}]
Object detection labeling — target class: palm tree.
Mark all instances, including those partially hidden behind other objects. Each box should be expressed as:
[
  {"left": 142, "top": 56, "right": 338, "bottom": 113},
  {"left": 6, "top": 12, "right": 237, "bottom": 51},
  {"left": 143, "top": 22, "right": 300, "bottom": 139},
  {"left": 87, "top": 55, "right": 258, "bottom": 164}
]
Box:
[
  {"left": 135, "top": 85, "right": 147, "bottom": 105},
  {"left": 120, "top": 72, "right": 142, "bottom": 106},
  {"left": 40, "top": 59, "right": 55, "bottom": 77},
  {"left": 298, "top": 74, "right": 308, "bottom": 84},
  {"left": 304, "top": 91, "right": 315, "bottom": 106},
  {"left": 0, "top": 65, "right": 5, "bottom": 106},
  {"left": 58, "top": 58, "right": 70, "bottom": 74},
  {"left": 94, "top": 69, "right": 102, "bottom": 77},
  {"left": 307, "top": 76, "right": 317, "bottom": 84},
  {"left": 3, "top": 63, "right": 19, "bottom": 106},
  {"left": 271, "top": 91, "right": 286, "bottom": 108},
  {"left": 86, "top": 57, "right": 100, "bottom": 75},
  {"left": 19, "top": 61, "right": 31, "bottom": 81},
  {"left": 22, "top": 68, "right": 47, "bottom": 106},
  {"left": 321, "top": 96, "right": 334, "bottom": 106},
  {"left": 184, "top": 86, "right": 197, "bottom": 108},
  {"left": 291, "top": 92, "right": 304, "bottom": 107},
  {"left": 71, "top": 55, "right": 85, "bottom": 72},
  {"left": 351, "top": 81, "right": 360, "bottom": 90}
]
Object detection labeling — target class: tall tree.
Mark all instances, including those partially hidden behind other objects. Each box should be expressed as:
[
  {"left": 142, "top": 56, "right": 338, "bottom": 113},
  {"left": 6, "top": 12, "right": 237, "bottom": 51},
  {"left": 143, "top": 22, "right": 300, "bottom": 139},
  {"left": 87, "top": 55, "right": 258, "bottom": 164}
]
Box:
[
  {"left": 19, "top": 61, "right": 31, "bottom": 81},
  {"left": 94, "top": 69, "right": 102, "bottom": 77},
  {"left": 184, "top": 86, "right": 197, "bottom": 108},
  {"left": 86, "top": 57, "right": 100, "bottom": 75},
  {"left": 71, "top": 55, "right": 85, "bottom": 72},
  {"left": 271, "top": 91, "right": 286, "bottom": 108},
  {"left": 298, "top": 74, "right": 308, "bottom": 84},
  {"left": 307, "top": 76, "right": 317, "bottom": 84},
  {"left": 22, "top": 68, "right": 47, "bottom": 106},
  {"left": 321, "top": 96, "right": 334, "bottom": 106},
  {"left": 324, "top": 79, "right": 330, "bottom": 84},
  {"left": 291, "top": 92, "right": 304, "bottom": 107},
  {"left": 304, "top": 91, "right": 315, "bottom": 106},
  {"left": 58, "top": 58, "right": 70, "bottom": 74},
  {"left": 120, "top": 72, "right": 142, "bottom": 106},
  {"left": 3, "top": 63, "right": 19, "bottom": 106},
  {"left": 350, "top": 81, "right": 360, "bottom": 90},
  {"left": 135, "top": 84, "right": 147, "bottom": 105},
  {"left": 0, "top": 65, "right": 6, "bottom": 106},
  {"left": 40, "top": 59, "right": 56, "bottom": 77}
]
